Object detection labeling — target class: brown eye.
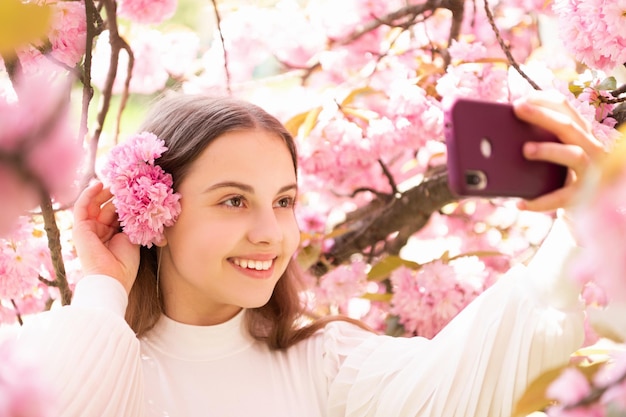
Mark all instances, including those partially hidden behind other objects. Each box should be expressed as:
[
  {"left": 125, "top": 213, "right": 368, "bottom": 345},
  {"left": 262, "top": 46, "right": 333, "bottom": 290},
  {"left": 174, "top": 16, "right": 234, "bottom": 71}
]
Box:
[
  {"left": 276, "top": 197, "right": 294, "bottom": 208},
  {"left": 223, "top": 196, "right": 244, "bottom": 208}
]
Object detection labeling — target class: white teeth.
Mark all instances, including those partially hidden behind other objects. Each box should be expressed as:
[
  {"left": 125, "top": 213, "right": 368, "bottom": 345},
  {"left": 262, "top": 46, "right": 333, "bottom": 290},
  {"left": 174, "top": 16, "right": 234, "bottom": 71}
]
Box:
[{"left": 233, "top": 258, "right": 273, "bottom": 271}]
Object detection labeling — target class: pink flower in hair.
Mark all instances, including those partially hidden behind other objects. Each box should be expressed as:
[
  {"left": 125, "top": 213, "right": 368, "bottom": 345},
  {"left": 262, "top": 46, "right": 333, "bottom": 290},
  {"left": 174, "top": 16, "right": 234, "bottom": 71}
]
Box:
[{"left": 101, "top": 132, "right": 182, "bottom": 248}]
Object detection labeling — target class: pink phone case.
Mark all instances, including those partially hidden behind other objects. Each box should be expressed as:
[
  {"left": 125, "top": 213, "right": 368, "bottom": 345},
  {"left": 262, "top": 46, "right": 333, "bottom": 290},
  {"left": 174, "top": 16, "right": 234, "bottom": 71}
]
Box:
[{"left": 444, "top": 97, "right": 568, "bottom": 199}]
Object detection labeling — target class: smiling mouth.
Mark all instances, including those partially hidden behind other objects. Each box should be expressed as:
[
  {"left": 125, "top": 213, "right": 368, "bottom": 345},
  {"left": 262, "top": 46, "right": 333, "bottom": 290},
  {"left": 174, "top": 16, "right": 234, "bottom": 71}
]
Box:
[{"left": 231, "top": 258, "right": 274, "bottom": 271}]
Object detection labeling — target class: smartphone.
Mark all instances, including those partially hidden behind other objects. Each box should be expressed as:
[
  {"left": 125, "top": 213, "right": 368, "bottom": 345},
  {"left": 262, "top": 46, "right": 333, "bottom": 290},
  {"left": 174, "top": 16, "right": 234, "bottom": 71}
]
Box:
[{"left": 443, "top": 97, "right": 568, "bottom": 199}]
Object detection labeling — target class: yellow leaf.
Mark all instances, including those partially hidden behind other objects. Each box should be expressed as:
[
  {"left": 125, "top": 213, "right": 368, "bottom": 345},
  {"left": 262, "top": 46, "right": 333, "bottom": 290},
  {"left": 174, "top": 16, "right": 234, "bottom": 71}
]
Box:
[
  {"left": 341, "top": 86, "right": 380, "bottom": 107},
  {"left": 513, "top": 361, "right": 607, "bottom": 417},
  {"left": 361, "top": 292, "right": 393, "bottom": 302},
  {"left": 598, "top": 126, "right": 626, "bottom": 185},
  {"left": 0, "top": 0, "right": 52, "bottom": 55},
  {"left": 284, "top": 111, "right": 308, "bottom": 138},
  {"left": 296, "top": 243, "right": 322, "bottom": 271},
  {"left": 300, "top": 106, "right": 322, "bottom": 138},
  {"left": 512, "top": 366, "right": 565, "bottom": 417},
  {"left": 341, "top": 107, "right": 379, "bottom": 122},
  {"left": 284, "top": 107, "right": 322, "bottom": 138}
]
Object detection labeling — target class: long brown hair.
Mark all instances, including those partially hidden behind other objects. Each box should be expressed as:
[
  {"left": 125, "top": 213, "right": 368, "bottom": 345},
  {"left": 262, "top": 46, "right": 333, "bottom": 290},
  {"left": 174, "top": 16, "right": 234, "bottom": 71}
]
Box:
[{"left": 125, "top": 94, "right": 369, "bottom": 349}]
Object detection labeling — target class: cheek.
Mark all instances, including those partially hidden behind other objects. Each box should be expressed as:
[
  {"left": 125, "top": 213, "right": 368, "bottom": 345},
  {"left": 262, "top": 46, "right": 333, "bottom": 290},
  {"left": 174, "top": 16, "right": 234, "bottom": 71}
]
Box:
[{"left": 284, "top": 215, "right": 301, "bottom": 252}]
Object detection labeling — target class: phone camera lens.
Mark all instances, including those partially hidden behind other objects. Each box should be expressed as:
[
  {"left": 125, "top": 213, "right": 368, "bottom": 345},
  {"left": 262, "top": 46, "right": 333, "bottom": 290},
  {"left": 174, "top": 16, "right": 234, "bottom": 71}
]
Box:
[
  {"left": 464, "top": 170, "right": 487, "bottom": 189},
  {"left": 466, "top": 173, "right": 481, "bottom": 185}
]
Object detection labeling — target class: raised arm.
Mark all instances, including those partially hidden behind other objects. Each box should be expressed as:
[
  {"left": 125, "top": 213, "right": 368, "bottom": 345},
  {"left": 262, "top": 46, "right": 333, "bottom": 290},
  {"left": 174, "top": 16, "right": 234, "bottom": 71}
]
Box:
[
  {"left": 324, "top": 91, "right": 603, "bottom": 417},
  {"left": 16, "top": 182, "right": 145, "bottom": 417}
]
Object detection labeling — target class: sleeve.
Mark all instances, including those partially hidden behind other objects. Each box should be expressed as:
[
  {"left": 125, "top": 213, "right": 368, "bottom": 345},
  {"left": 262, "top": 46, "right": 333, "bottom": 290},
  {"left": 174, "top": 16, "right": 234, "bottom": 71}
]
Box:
[
  {"left": 15, "top": 275, "right": 146, "bottom": 417},
  {"left": 324, "top": 218, "right": 585, "bottom": 417}
]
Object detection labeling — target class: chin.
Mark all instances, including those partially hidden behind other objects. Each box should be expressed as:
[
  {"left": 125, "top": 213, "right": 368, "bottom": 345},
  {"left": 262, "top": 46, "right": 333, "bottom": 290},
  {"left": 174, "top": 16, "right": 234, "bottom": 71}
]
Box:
[{"left": 238, "top": 293, "right": 274, "bottom": 309}]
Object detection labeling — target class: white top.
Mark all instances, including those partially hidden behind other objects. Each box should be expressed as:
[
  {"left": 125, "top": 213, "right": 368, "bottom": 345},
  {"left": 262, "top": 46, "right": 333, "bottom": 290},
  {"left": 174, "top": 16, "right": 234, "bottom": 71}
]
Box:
[{"left": 15, "top": 219, "right": 584, "bottom": 417}]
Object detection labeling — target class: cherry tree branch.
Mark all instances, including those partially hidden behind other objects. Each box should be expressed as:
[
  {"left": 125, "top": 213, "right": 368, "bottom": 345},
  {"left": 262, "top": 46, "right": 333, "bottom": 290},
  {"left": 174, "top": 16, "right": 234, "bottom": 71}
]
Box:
[
  {"left": 482, "top": 0, "right": 541, "bottom": 91},
  {"left": 311, "top": 170, "right": 457, "bottom": 276},
  {"left": 1, "top": 95, "right": 75, "bottom": 304},
  {"left": 89, "top": 0, "right": 132, "bottom": 163},
  {"left": 0, "top": 51, "right": 23, "bottom": 89},
  {"left": 78, "top": 0, "right": 99, "bottom": 186},
  {"left": 600, "top": 83, "right": 626, "bottom": 104},
  {"left": 211, "top": 0, "right": 232, "bottom": 95},
  {"left": 338, "top": 0, "right": 463, "bottom": 46},
  {"left": 10, "top": 300, "right": 23, "bottom": 326},
  {"left": 40, "top": 191, "right": 72, "bottom": 305}
]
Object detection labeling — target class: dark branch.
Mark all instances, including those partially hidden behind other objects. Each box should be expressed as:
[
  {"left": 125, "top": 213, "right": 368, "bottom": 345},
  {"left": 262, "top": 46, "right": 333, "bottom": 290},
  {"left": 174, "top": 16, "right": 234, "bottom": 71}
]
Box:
[
  {"left": 338, "top": 0, "right": 459, "bottom": 45},
  {"left": 483, "top": 0, "right": 541, "bottom": 91},
  {"left": 311, "top": 169, "right": 457, "bottom": 276},
  {"left": 0, "top": 50, "right": 23, "bottom": 89},
  {"left": 10, "top": 300, "right": 23, "bottom": 326},
  {"left": 211, "top": 0, "right": 232, "bottom": 95}
]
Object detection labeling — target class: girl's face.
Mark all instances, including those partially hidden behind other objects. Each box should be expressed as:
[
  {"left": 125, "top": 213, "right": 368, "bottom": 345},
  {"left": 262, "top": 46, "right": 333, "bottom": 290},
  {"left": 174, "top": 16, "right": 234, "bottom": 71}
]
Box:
[{"left": 158, "top": 129, "right": 300, "bottom": 325}]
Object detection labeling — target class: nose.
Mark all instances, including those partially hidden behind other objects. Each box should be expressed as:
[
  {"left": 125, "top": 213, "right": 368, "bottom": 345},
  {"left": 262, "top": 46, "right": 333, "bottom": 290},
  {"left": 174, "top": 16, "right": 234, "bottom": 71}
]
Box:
[{"left": 247, "top": 207, "right": 283, "bottom": 245}]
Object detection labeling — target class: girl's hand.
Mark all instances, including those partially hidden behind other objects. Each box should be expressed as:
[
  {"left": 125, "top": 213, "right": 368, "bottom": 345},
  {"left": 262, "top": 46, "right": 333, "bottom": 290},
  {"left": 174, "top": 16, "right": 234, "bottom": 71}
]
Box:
[
  {"left": 72, "top": 181, "right": 140, "bottom": 294},
  {"left": 513, "top": 91, "right": 606, "bottom": 212}
]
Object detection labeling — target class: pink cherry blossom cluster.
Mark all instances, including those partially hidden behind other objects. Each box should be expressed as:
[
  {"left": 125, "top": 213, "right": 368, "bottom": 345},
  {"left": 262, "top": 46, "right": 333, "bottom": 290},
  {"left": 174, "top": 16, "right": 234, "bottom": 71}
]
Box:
[
  {"left": 0, "top": 339, "right": 56, "bottom": 417},
  {"left": 552, "top": 0, "right": 626, "bottom": 72},
  {"left": 0, "top": 228, "right": 48, "bottom": 301},
  {"left": 47, "top": 0, "right": 87, "bottom": 67},
  {"left": 101, "top": 132, "right": 182, "bottom": 248},
  {"left": 117, "top": 0, "right": 178, "bottom": 25},
  {"left": 389, "top": 257, "right": 489, "bottom": 338},
  {"left": 10, "top": 0, "right": 87, "bottom": 72},
  {"left": 0, "top": 69, "right": 84, "bottom": 236},
  {"left": 546, "top": 351, "right": 626, "bottom": 416},
  {"left": 0, "top": 216, "right": 79, "bottom": 325},
  {"left": 572, "top": 162, "right": 626, "bottom": 305},
  {"left": 91, "top": 27, "right": 200, "bottom": 95},
  {"left": 315, "top": 259, "right": 369, "bottom": 308}
]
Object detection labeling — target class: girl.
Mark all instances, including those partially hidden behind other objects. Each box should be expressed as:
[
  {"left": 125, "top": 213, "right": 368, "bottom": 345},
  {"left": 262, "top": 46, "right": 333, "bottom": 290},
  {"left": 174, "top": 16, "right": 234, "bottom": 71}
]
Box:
[{"left": 17, "top": 92, "right": 604, "bottom": 416}]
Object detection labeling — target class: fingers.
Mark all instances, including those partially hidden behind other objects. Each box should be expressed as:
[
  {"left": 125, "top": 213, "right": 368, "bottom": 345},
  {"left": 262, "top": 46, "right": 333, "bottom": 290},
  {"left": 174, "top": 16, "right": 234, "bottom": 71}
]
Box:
[
  {"left": 513, "top": 93, "right": 605, "bottom": 161},
  {"left": 518, "top": 186, "right": 576, "bottom": 212},
  {"left": 73, "top": 181, "right": 103, "bottom": 222},
  {"left": 511, "top": 91, "right": 609, "bottom": 213},
  {"left": 74, "top": 181, "right": 117, "bottom": 225},
  {"left": 523, "top": 141, "right": 589, "bottom": 182},
  {"left": 516, "top": 91, "right": 591, "bottom": 133}
]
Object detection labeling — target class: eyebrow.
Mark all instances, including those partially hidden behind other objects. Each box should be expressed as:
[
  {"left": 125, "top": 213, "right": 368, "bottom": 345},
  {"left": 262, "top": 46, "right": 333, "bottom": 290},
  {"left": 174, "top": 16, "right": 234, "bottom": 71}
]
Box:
[{"left": 203, "top": 181, "right": 298, "bottom": 194}]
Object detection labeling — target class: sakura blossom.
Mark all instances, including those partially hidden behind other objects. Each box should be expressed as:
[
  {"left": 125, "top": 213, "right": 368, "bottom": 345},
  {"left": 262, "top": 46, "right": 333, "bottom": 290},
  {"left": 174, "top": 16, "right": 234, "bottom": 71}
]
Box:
[
  {"left": 101, "top": 132, "right": 182, "bottom": 248},
  {"left": 573, "top": 165, "right": 626, "bottom": 304},
  {"left": 0, "top": 68, "right": 84, "bottom": 235},
  {"left": 91, "top": 29, "right": 170, "bottom": 95},
  {"left": 389, "top": 256, "right": 488, "bottom": 338},
  {"left": 547, "top": 367, "right": 592, "bottom": 406},
  {"left": 117, "top": 0, "right": 178, "bottom": 25},
  {"left": 0, "top": 339, "right": 56, "bottom": 417},
  {"left": 47, "top": 0, "right": 87, "bottom": 67},
  {"left": 316, "top": 259, "right": 369, "bottom": 307},
  {"left": 552, "top": 0, "right": 626, "bottom": 72}
]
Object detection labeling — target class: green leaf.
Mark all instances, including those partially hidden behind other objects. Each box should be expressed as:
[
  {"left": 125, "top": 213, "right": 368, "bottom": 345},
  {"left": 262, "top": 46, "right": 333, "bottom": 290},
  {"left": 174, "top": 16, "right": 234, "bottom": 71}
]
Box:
[
  {"left": 597, "top": 76, "right": 617, "bottom": 91},
  {"left": 367, "top": 255, "right": 420, "bottom": 281}
]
